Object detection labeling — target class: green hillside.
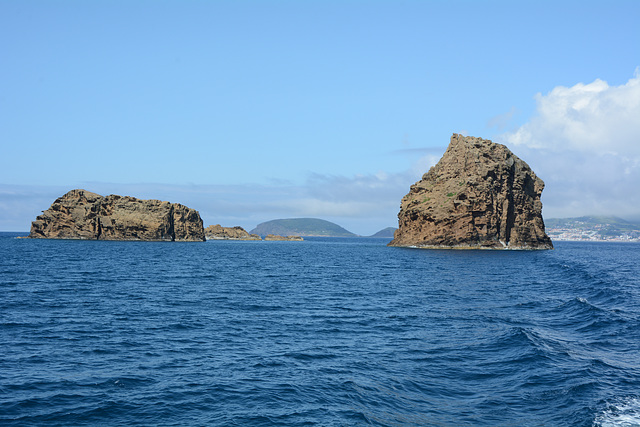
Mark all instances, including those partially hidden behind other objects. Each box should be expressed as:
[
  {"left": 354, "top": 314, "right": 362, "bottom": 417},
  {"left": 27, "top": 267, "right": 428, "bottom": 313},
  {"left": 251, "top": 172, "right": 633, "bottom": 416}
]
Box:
[
  {"left": 250, "top": 218, "right": 357, "bottom": 237},
  {"left": 368, "top": 227, "right": 397, "bottom": 238}
]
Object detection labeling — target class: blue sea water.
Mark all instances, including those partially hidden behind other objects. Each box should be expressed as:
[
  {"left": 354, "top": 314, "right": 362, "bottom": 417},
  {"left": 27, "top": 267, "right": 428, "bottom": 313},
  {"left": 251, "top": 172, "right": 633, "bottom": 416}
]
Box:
[{"left": 1, "top": 233, "right": 639, "bottom": 426}]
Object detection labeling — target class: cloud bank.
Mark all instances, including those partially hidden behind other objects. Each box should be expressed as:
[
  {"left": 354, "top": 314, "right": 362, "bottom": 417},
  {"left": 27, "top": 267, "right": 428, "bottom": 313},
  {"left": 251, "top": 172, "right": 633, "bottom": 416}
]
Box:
[{"left": 499, "top": 69, "right": 640, "bottom": 220}]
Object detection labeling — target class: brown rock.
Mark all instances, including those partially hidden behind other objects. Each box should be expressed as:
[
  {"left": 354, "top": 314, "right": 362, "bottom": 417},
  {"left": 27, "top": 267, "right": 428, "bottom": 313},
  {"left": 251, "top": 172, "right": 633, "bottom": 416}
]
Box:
[
  {"left": 204, "top": 224, "right": 261, "bottom": 240},
  {"left": 389, "top": 134, "right": 553, "bottom": 250},
  {"left": 264, "top": 234, "right": 304, "bottom": 241},
  {"left": 29, "top": 189, "right": 102, "bottom": 240},
  {"left": 29, "top": 189, "right": 205, "bottom": 241}
]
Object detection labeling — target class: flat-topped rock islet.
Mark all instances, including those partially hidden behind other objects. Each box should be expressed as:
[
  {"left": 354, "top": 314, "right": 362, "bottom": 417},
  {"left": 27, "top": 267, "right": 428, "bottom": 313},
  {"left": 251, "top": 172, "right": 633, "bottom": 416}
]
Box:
[
  {"left": 389, "top": 134, "right": 553, "bottom": 250},
  {"left": 204, "top": 225, "right": 261, "bottom": 240},
  {"left": 29, "top": 189, "right": 205, "bottom": 241},
  {"left": 264, "top": 234, "right": 304, "bottom": 241}
]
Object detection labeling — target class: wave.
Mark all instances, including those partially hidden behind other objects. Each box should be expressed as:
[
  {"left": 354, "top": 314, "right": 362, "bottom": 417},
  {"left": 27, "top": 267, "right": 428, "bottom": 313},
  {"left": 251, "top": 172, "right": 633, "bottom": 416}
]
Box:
[{"left": 595, "top": 396, "right": 640, "bottom": 426}]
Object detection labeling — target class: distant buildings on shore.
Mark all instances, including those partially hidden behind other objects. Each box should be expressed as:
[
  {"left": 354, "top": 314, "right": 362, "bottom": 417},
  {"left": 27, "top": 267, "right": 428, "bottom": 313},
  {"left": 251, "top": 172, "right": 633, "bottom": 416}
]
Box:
[{"left": 546, "top": 217, "right": 640, "bottom": 242}]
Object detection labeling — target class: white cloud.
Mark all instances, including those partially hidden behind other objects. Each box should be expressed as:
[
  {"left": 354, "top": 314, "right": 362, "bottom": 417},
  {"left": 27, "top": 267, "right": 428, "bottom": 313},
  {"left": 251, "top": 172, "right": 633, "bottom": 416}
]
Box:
[
  {"left": 500, "top": 69, "right": 640, "bottom": 220},
  {"left": 506, "top": 70, "right": 640, "bottom": 155}
]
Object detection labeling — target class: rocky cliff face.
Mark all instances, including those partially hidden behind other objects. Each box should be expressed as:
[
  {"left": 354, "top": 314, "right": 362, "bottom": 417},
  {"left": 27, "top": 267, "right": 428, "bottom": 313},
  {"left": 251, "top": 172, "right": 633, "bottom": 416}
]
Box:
[
  {"left": 389, "top": 134, "right": 553, "bottom": 250},
  {"left": 204, "top": 225, "right": 261, "bottom": 240},
  {"left": 29, "top": 189, "right": 205, "bottom": 241}
]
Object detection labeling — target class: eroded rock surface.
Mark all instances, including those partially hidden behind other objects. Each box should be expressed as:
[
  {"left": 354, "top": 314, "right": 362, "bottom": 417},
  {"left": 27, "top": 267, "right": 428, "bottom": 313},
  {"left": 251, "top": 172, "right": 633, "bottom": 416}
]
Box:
[
  {"left": 29, "top": 189, "right": 205, "bottom": 241},
  {"left": 389, "top": 134, "right": 553, "bottom": 250},
  {"left": 205, "top": 225, "right": 261, "bottom": 240}
]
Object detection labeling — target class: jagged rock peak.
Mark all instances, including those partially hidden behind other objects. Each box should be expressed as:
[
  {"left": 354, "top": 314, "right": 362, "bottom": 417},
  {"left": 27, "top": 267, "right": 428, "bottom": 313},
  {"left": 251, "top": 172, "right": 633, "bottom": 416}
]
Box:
[
  {"left": 388, "top": 134, "right": 553, "bottom": 250},
  {"left": 29, "top": 189, "right": 205, "bottom": 241}
]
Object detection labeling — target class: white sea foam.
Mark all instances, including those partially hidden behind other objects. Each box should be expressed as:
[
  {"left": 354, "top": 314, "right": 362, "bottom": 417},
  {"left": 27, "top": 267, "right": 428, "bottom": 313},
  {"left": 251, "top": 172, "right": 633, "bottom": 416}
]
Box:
[{"left": 594, "top": 397, "right": 640, "bottom": 426}]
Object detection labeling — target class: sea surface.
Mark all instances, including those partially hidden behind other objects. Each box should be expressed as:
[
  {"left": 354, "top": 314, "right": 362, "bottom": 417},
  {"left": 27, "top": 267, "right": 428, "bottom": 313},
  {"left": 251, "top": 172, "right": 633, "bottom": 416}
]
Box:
[{"left": 1, "top": 233, "right": 639, "bottom": 426}]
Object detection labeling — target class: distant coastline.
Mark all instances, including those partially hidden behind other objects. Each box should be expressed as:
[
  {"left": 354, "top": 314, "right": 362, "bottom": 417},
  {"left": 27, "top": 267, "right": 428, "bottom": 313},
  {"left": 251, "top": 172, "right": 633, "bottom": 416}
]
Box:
[
  {"left": 546, "top": 216, "right": 640, "bottom": 242},
  {"left": 550, "top": 237, "right": 640, "bottom": 243}
]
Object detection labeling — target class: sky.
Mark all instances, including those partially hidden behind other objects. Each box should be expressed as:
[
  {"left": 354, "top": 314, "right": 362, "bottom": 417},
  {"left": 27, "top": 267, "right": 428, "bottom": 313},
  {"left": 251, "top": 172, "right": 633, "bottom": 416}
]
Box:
[{"left": 1, "top": 0, "right": 639, "bottom": 234}]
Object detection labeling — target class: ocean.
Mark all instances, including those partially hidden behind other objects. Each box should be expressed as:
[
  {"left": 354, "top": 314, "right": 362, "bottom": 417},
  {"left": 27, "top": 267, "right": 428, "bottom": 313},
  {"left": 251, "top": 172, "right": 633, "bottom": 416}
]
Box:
[{"left": 1, "top": 233, "right": 639, "bottom": 426}]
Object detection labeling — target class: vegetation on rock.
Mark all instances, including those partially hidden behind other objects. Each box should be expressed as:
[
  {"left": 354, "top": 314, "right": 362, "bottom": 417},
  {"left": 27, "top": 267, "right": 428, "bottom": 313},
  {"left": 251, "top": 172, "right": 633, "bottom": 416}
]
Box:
[
  {"left": 251, "top": 218, "right": 356, "bottom": 237},
  {"left": 389, "top": 134, "right": 553, "bottom": 250}
]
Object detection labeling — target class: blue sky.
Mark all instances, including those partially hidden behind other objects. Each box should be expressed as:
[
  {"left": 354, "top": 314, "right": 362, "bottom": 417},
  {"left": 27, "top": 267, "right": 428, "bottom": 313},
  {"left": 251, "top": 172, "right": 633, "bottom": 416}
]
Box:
[{"left": 1, "top": 0, "right": 639, "bottom": 234}]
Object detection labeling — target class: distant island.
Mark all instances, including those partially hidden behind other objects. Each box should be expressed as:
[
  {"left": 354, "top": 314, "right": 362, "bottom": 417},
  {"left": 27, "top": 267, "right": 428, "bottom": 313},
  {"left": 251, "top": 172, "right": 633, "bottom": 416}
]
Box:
[
  {"left": 369, "top": 227, "right": 397, "bottom": 238},
  {"left": 545, "top": 216, "right": 640, "bottom": 241},
  {"left": 250, "top": 218, "right": 395, "bottom": 238},
  {"left": 251, "top": 218, "right": 357, "bottom": 237}
]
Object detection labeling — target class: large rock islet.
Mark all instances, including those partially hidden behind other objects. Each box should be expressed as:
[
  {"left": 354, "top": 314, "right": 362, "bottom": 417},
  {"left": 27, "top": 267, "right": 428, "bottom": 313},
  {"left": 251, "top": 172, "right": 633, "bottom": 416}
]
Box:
[
  {"left": 29, "top": 189, "right": 205, "bottom": 241},
  {"left": 389, "top": 134, "right": 553, "bottom": 250}
]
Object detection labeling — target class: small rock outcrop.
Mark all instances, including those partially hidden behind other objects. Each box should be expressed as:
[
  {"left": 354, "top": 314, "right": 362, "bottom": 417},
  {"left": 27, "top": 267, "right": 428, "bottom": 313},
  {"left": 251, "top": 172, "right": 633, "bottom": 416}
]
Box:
[
  {"left": 29, "top": 189, "right": 205, "bottom": 241},
  {"left": 204, "top": 224, "right": 261, "bottom": 240},
  {"left": 389, "top": 134, "right": 553, "bottom": 250},
  {"left": 264, "top": 234, "right": 304, "bottom": 241}
]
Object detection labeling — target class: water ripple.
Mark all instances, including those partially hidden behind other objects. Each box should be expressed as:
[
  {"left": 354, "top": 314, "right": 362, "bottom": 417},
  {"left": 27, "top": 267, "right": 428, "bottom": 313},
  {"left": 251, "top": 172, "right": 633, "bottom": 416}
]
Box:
[{"left": 1, "top": 237, "right": 639, "bottom": 426}]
